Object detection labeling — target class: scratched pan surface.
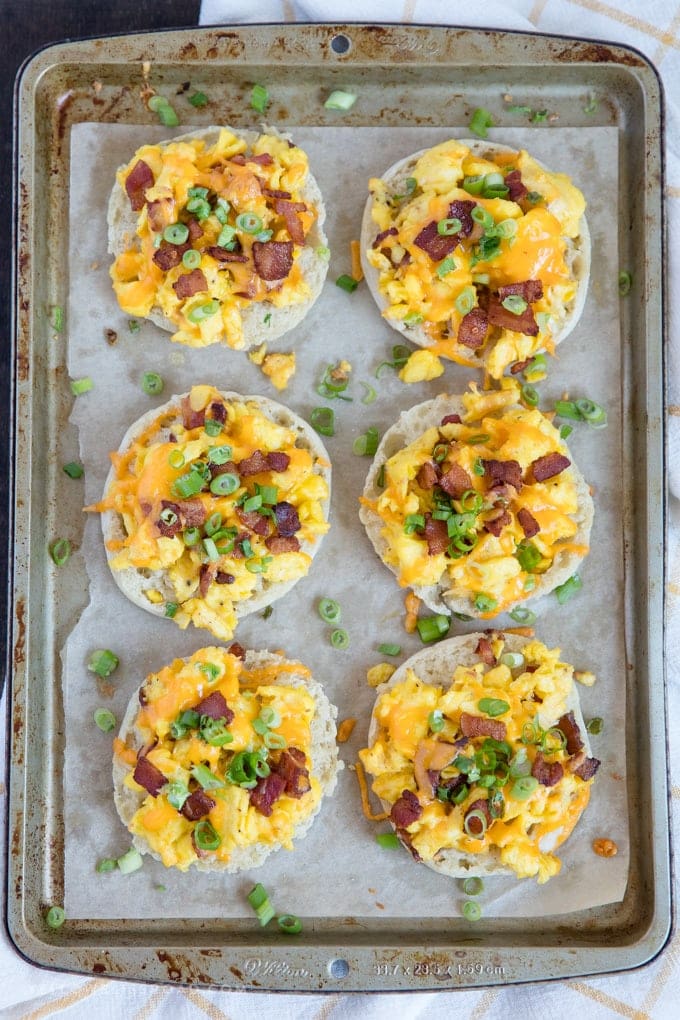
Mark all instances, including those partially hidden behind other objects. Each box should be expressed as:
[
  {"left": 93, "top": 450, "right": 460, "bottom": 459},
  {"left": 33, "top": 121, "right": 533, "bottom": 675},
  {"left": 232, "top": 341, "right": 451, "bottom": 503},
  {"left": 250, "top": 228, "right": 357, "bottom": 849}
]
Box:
[{"left": 7, "top": 24, "right": 668, "bottom": 991}]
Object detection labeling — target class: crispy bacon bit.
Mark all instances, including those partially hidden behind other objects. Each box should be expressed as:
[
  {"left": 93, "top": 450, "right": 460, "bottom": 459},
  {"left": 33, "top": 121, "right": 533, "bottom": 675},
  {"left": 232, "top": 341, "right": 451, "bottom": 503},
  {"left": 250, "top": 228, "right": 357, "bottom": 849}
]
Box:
[
  {"left": 207, "top": 245, "right": 248, "bottom": 263},
  {"left": 237, "top": 449, "right": 269, "bottom": 476},
  {"left": 416, "top": 461, "right": 440, "bottom": 490},
  {"left": 216, "top": 571, "right": 235, "bottom": 584},
  {"left": 133, "top": 756, "right": 166, "bottom": 797},
  {"left": 274, "top": 199, "right": 308, "bottom": 245},
  {"left": 178, "top": 499, "right": 207, "bottom": 527},
  {"left": 532, "top": 751, "right": 564, "bottom": 787},
  {"left": 413, "top": 220, "right": 459, "bottom": 261},
  {"left": 531, "top": 452, "right": 571, "bottom": 482},
  {"left": 173, "top": 268, "right": 208, "bottom": 300},
  {"left": 484, "top": 508, "right": 511, "bottom": 537},
  {"left": 488, "top": 482, "right": 519, "bottom": 506},
  {"left": 253, "top": 240, "right": 294, "bottom": 281},
  {"left": 209, "top": 401, "right": 227, "bottom": 423},
  {"left": 424, "top": 514, "right": 449, "bottom": 555},
  {"left": 250, "top": 772, "right": 286, "bottom": 816},
  {"left": 138, "top": 687, "right": 148, "bottom": 706},
  {"left": 475, "top": 636, "right": 496, "bottom": 665},
  {"left": 236, "top": 508, "right": 271, "bottom": 536},
  {"left": 231, "top": 154, "right": 246, "bottom": 165},
  {"left": 181, "top": 395, "right": 205, "bottom": 430},
  {"left": 437, "top": 773, "right": 467, "bottom": 799},
  {"left": 457, "top": 307, "right": 489, "bottom": 349},
  {"left": 194, "top": 691, "right": 233, "bottom": 723},
  {"left": 125, "top": 159, "right": 154, "bottom": 210},
  {"left": 372, "top": 227, "right": 398, "bottom": 249},
  {"left": 265, "top": 535, "right": 301, "bottom": 554},
  {"left": 146, "top": 198, "right": 173, "bottom": 232},
  {"left": 440, "top": 414, "right": 462, "bottom": 425},
  {"left": 209, "top": 460, "right": 237, "bottom": 479},
  {"left": 439, "top": 462, "right": 473, "bottom": 499},
  {"left": 263, "top": 186, "right": 292, "bottom": 199},
  {"left": 199, "top": 563, "right": 216, "bottom": 597},
  {"left": 267, "top": 451, "right": 291, "bottom": 472},
  {"left": 504, "top": 169, "right": 528, "bottom": 203},
  {"left": 232, "top": 533, "right": 250, "bottom": 558},
  {"left": 153, "top": 242, "right": 184, "bottom": 271},
  {"left": 483, "top": 459, "right": 523, "bottom": 491},
  {"left": 517, "top": 507, "right": 540, "bottom": 538},
  {"left": 249, "top": 152, "right": 274, "bottom": 165},
  {"left": 181, "top": 789, "right": 216, "bottom": 821},
  {"left": 510, "top": 358, "right": 532, "bottom": 375},
  {"left": 191, "top": 832, "right": 210, "bottom": 858},
  {"left": 157, "top": 500, "right": 182, "bottom": 537},
  {"left": 397, "top": 829, "right": 422, "bottom": 862},
  {"left": 497, "top": 279, "right": 543, "bottom": 304},
  {"left": 556, "top": 711, "right": 584, "bottom": 755},
  {"left": 390, "top": 789, "right": 422, "bottom": 829},
  {"left": 460, "top": 712, "right": 507, "bottom": 741},
  {"left": 273, "top": 501, "right": 301, "bottom": 536},
  {"left": 186, "top": 217, "right": 204, "bottom": 242},
  {"left": 229, "top": 642, "right": 246, "bottom": 659},
  {"left": 487, "top": 294, "right": 539, "bottom": 336},
  {"left": 572, "top": 756, "right": 600, "bottom": 781},
  {"left": 275, "top": 747, "right": 311, "bottom": 798}
]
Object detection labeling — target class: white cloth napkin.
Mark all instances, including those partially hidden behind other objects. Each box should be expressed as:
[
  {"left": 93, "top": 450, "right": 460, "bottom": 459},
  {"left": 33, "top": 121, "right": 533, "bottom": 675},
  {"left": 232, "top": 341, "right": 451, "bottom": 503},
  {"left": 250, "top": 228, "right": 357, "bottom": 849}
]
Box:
[{"left": 2, "top": 1, "right": 678, "bottom": 1016}]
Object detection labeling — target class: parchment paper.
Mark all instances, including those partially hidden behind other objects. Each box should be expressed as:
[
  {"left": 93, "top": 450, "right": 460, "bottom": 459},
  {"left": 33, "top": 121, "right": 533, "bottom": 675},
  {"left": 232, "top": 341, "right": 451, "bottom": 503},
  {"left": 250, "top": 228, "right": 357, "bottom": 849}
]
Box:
[{"left": 64, "top": 124, "right": 627, "bottom": 919}]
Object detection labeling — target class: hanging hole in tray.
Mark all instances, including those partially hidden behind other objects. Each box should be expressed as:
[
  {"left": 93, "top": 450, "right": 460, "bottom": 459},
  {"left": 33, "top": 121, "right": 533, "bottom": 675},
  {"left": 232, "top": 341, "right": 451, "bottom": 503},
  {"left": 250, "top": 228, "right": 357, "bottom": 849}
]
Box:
[
  {"left": 328, "top": 957, "right": 350, "bottom": 979},
  {"left": 330, "top": 34, "right": 351, "bottom": 55}
]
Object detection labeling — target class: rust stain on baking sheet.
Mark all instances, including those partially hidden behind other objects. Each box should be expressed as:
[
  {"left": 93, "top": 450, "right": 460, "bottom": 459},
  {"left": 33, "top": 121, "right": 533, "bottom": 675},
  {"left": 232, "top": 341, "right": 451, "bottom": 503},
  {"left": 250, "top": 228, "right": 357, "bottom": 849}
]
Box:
[
  {"left": 156, "top": 951, "right": 211, "bottom": 984},
  {"left": 14, "top": 598, "right": 26, "bottom": 669},
  {"left": 555, "top": 42, "right": 645, "bottom": 67}
]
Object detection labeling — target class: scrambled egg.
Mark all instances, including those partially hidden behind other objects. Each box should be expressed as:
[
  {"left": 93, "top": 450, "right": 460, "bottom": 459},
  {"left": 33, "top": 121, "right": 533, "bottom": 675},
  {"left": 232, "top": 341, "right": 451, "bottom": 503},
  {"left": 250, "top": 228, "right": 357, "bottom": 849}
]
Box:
[
  {"left": 362, "top": 380, "right": 587, "bottom": 617},
  {"left": 110, "top": 128, "right": 318, "bottom": 349},
  {"left": 92, "top": 384, "right": 330, "bottom": 640},
  {"left": 359, "top": 636, "right": 597, "bottom": 883},
  {"left": 114, "top": 646, "right": 322, "bottom": 870},
  {"left": 366, "top": 140, "right": 586, "bottom": 378}
]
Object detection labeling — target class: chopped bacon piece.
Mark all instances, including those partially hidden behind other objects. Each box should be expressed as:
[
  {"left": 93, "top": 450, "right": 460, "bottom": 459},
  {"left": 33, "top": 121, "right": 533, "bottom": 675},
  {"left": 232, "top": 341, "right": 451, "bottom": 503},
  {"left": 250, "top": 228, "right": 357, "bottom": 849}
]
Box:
[
  {"left": 517, "top": 507, "right": 540, "bottom": 538},
  {"left": 265, "top": 535, "right": 301, "bottom": 554},
  {"left": 125, "top": 159, "right": 154, "bottom": 211},
  {"left": 531, "top": 452, "right": 571, "bottom": 482},
  {"left": 140, "top": 501, "right": 152, "bottom": 517},
  {"left": 532, "top": 751, "right": 564, "bottom": 787},
  {"left": 273, "top": 501, "right": 301, "bottom": 536},
  {"left": 556, "top": 711, "right": 584, "bottom": 755},
  {"left": 207, "top": 246, "right": 248, "bottom": 263},
  {"left": 263, "top": 186, "right": 292, "bottom": 199},
  {"left": 396, "top": 829, "right": 423, "bottom": 862},
  {"left": 274, "top": 199, "right": 308, "bottom": 245},
  {"left": 424, "top": 514, "right": 449, "bottom": 555},
  {"left": 267, "top": 451, "right": 291, "bottom": 472},
  {"left": 497, "top": 279, "right": 543, "bottom": 304},
  {"left": 413, "top": 221, "right": 458, "bottom": 262},
  {"left": 437, "top": 773, "right": 467, "bottom": 799},
  {"left": 504, "top": 169, "right": 528, "bottom": 203},
  {"left": 464, "top": 798, "right": 491, "bottom": 836},
  {"left": 146, "top": 198, "right": 174, "bottom": 232},
  {"left": 209, "top": 401, "right": 227, "bottom": 423},
  {"left": 230, "top": 154, "right": 246, "bottom": 165},
  {"left": 191, "top": 832, "right": 210, "bottom": 858},
  {"left": 487, "top": 294, "right": 539, "bottom": 336},
  {"left": 249, "top": 152, "right": 274, "bottom": 165},
  {"left": 253, "top": 240, "right": 294, "bottom": 281},
  {"left": 372, "top": 227, "right": 398, "bottom": 249},
  {"left": 157, "top": 500, "right": 182, "bottom": 538},
  {"left": 448, "top": 199, "right": 476, "bottom": 236},
  {"left": 236, "top": 508, "right": 272, "bottom": 536},
  {"left": 475, "top": 636, "right": 496, "bottom": 666},
  {"left": 457, "top": 307, "right": 489, "bottom": 349},
  {"left": 441, "top": 414, "right": 462, "bottom": 425},
  {"left": 229, "top": 642, "right": 246, "bottom": 659},
  {"left": 138, "top": 688, "right": 148, "bottom": 706},
  {"left": 510, "top": 358, "right": 532, "bottom": 375},
  {"left": 181, "top": 789, "right": 216, "bottom": 821},
  {"left": 173, "top": 269, "right": 208, "bottom": 300},
  {"left": 250, "top": 772, "right": 286, "bottom": 816},
  {"left": 483, "top": 459, "right": 523, "bottom": 491},
  {"left": 275, "top": 747, "right": 311, "bottom": 798},
  {"left": 216, "top": 571, "right": 235, "bottom": 584},
  {"left": 416, "top": 461, "right": 440, "bottom": 490},
  {"left": 390, "top": 789, "right": 422, "bottom": 829},
  {"left": 177, "top": 499, "right": 207, "bottom": 527},
  {"left": 484, "top": 508, "right": 511, "bottom": 537},
  {"left": 460, "top": 712, "right": 507, "bottom": 741},
  {"left": 237, "top": 449, "right": 269, "bottom": 476},
  {"left": 209, "top": 460, "right": 237, "bottom": 479},
  {"left": 231, "top": 532, "right": 250, "bottom": 558},
  {"left": 194, "top": 691, "right": 233, "bottom": 723},
  {"left": 133, "top": 756, "right": 166, "bottom": 797},
  {"left": 199, "top": 563, "right": 216, "bottom": 597},
  {"left": 153, "top": 243, "right": 184, "bottom": 271},
  {"left": 186, "top": 217, "right": 204, "bottom": 242},
  {"left": 439, "top": 462, "right": 473, "bottom": 499},
  {"left": 572, "top": 756, "right": 600, "bottom": 781}
]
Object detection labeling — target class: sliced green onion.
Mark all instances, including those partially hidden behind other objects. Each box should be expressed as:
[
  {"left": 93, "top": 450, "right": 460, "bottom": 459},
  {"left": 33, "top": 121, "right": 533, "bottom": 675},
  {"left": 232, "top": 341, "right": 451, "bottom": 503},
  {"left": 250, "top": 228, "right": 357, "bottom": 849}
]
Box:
[
  {"left": 511, "top": 776, "right": 539, "bottom": 800},
  {"left": 376, "top": 833, "right": 401, "bottom": 849},
  {"left": 336, "top": 274, "right": 359, "bottom": 293},
  {"left": 471, "top": 457, "right": 484, "bottom": 477},
  {"left": 554, "top": 399, "right": 582, "bottom": 421},
  {"left": 164, "top": 602, "right": 179, "bottom": 619},
  {"left": 428, "top": 709, "right": 445, "bottom": 733},
  {"left": 587, "top": 717, "right": 604, "bottom": 735},
  {"left": 248, "top": 883, "right": 276, "bottom": 926},
  {"left": 478, "top": 698, "right": 509, "bottom": 717},
  {"left": 182, "top": 248, "right": 202, "bottom": 269},
  {"left": 202, "top": 537, "right": 218, "bottom": 562},
  {"left": 360, "top": 381, "right": 377, "bottom": 405},
  {"left": 541, "top": 727, "right": 567, "bottom": 754},
  {"left": 377, "top": 464, "right": 385, "bottom": 488},
  {"left": 173, "top": 472, "right": 204, "bottom": 499},
  {"left": 63, "top": 461, "right": 84, "bottom": 479},
  {"left": 462, "top": 900, "right": 482, "bottom": 921},
  {"left": 462, "top": 876, "right": 484, "bottom": 896},
  {"left": 96, "top": 858, "right": 117, "bottom": 873},
  {"left": 168, "top": 449, "right": 185, "bottom": 469},
  {"left": 141, "top": 372, "right": 163, "bottom": 396},
  {"left": 235, "top": 212, "right": 263, "bottom": 234},
  {"left": 310, "top": 406, "right": 335, "bottom": 437},
  {"left": 460, "top": 489, "right": 483, "bottom": 513},
  {"left": 187, "top": 299, "right": 220, "bottom": 324},
  {"left": 70, "top": 377, "right": 93, "bottom": 396},
  {"left": 88, "top": 649, "right": 119, "bottom": 678},
  {"left": 501, "top": 295, "right": 528, "bottom": 315},
  {"left": 469, "top": 107, "right": 493, "bottom": 138},
  {"left": 378, "top": 643, "right": 401, "bottom": 656},
  {"left": 524, "top": 353, "right": 547, "bottom": 378},
  {"left": 259, "top": 706, "right": 281, "bottom": 728},
  {"left": 499, "top": 652, "right": 525, "bottom": 669},
  {"left": 277, "top": 913, "right": 303, "bottom": 934},
  {"left": 555, "top": 573, "right": 582, "bottom": 604},
  {"left": 94, "top": 708, "right": 116, "bottom": 733},
  {"left": 117, "top": 847, "right": 144, "bottom": 874},
  {"left": 404, "top": 513, "right": 425, "bottom": 534},
  {"left": 467, "top": 433, "right": 490, "bottom": 445},
  {"left": 324, "top": 90, "right": 357, "bottom": 111},
  {"left": 437, "top": 216, "right": 462, "bottom": 236},
  {"left": 330, "top": 628, "right": 350, "bottom": 650},
  {"left": 455, "top": 286, "right": 476, "bottom": 316},
  {"left": 473, "top": 593, "right": 497, "bottom": 613},
  {"left": 210, "top": 473, "right": 239, "bottom": 496},
  {"left": 186, "top": 196, "right": 211, "bottom": 220},
  {"left": 463, "top": 809, "right": 488, "bottom": 838},
  {"left": 353, "top": 427, "right": 380, "bottom": 456},
  {"left": 463, "top": 174, "right": 485, "bottom": 195},
  {"left": 530, "top": 109, "right": 548, "bottom": 123},
  {"left": 166, "top": 780, "right": 190, "bottom": 811},
  {"left": 403, "top": 311, "right": 424, "bottom": 325},
  {"left": 618, "top": 270, "right": 632, "bottom": 296},
  {"left": 437, "top": 256, "right": 457, "bottom": 278},
  {"left": 163, "top": 223, "right": 190, "bottom": 245},
  {"left": 526, "top": 191, "right": 543, "bottom": 204},
  {"left": 318, "top": 598, "right": 341, "bottom": 624},
  {"left": 316, "top": 244, "right": 331, "bottom": 259},
  {"left": 583, "top": 94, "right": 598, "bottom": 114},
  {"left": 264, "top": 730, "right": 286, "bottom": 749},
  {"left": 243, "top": 495, "right": 263, "bottom": 513},
  {"left": 128, "top": 319, "right": 141, "bottom": 333},
  {"left": 205, "top": 418, "right": 223, "bottom": 438},
  {"left": 575, "top": 399, "right": 607, "bottom": 425},
  {"left": 191, "top": 764, "right": 225, "bottom": 791},
  {"left": 495, "top": 218, "right": 517, "bottom": 239},
  {"left": 188, "top": 90, "right": 208, "bottom": 107},
  {"left": 516, "top": 541, "right": 542, "bottom": 572},
  {"left": 249, "top": 82, "right": 269, "bottom": 113},
  {"left": 521, "top": 384, "right": 539, "bottom": 408},
  {"left": 417, "top": 614, "right": 450, "bottom": 643},
  {"left": 194, "top": 819, "right": 221, "bottom": 851},
  {"left": 207, "top": 444, "right": 233, "bottom": 465},
  {"left": 506, "top": 103, "right": 532, "bottom": 115},
  {"left": 560, "top": 425, "right": 573, "bottom": 441},
  {"left": 45, "top": 906, "right": 65, "bottom": 928},
  {"left": 471, "top": 206, "right": 494, "bottom": 230},
  {"left": 50, "top": 305, "right": 64, "bottom": 331},
  {"left": 217, "top": 224, "right": 236, "bottom": 247},
  {"left": 182, "top": 527, "right": 200, "bottom": 547}
]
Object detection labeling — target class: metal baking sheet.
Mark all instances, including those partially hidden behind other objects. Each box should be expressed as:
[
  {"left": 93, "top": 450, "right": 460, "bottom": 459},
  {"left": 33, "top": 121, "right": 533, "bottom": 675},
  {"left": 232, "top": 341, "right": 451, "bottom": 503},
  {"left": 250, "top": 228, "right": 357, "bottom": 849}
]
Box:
[{"left": 7, "top": 23, "right": 668, "bottom": 991}]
